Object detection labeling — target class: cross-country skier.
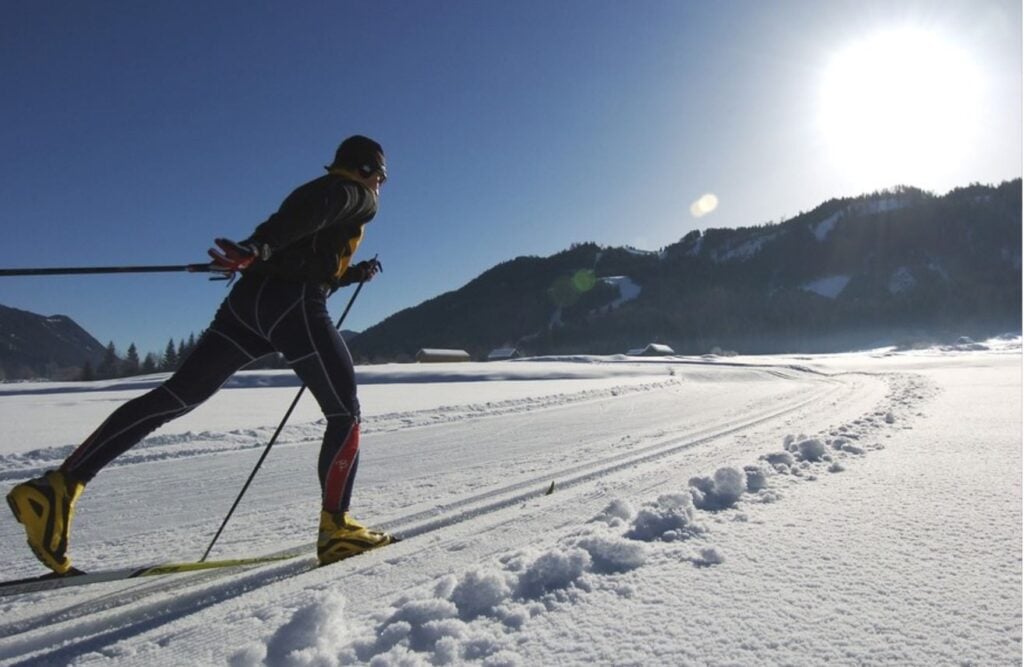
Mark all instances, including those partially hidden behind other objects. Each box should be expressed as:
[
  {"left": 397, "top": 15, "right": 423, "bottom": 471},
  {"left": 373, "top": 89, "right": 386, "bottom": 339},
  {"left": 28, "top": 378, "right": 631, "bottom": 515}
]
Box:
[{"left": 6, "top": 135, "right": 393, "bottom": 574}]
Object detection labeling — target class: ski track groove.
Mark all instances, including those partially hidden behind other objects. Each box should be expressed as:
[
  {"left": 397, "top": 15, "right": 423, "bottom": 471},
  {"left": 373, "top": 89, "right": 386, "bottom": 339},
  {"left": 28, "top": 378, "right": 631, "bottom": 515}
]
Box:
[
  {"left": 0, "top": 376, "right": 687, "bottom": 483},
  {"left": 0, "top": 368, "right": 894, "bottom": 666}
]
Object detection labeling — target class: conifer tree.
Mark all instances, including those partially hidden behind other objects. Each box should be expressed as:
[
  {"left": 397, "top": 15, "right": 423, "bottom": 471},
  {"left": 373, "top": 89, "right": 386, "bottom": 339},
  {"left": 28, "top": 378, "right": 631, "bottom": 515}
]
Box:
[
  {"left": 142, "top": 353, "right": 158, "bottom": 375},
  {"left": 97, "top": 341, "right": 119, "bottom": 379},
  {"left": 124, "top": 343, "right": 141, "bottom": 377},
  {"left": 162, "top": 339, "right": 178, "bottom": 371}
]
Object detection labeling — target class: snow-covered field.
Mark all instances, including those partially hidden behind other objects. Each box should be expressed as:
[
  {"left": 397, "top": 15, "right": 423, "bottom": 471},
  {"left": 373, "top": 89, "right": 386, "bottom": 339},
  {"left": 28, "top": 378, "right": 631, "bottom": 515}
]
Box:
[{"left": 0, "top": 339, "right": 1020, "bottom": 666}]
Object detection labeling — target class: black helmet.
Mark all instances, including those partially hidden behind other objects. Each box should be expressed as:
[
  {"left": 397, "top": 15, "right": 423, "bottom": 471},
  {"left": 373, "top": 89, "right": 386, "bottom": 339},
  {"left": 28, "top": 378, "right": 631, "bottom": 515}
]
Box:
[{"left": 328, "top": 135, "right": 386, "bottom": 181}]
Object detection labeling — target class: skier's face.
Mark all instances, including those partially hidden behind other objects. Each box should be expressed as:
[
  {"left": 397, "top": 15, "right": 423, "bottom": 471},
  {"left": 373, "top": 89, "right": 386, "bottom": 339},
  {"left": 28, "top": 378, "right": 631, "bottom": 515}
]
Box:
[
  {"left": 353, "top": 169, "right": 386, "bottom": 197},
  {"left": 355, "top": 156, "right": 387, "bottom": 196}
]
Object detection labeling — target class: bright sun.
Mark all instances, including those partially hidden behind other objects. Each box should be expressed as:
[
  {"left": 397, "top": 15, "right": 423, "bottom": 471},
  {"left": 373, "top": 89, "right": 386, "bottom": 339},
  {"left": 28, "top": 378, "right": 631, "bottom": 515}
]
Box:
[{"left": 817, "top": 27, "right": 983, "bottom": 191}]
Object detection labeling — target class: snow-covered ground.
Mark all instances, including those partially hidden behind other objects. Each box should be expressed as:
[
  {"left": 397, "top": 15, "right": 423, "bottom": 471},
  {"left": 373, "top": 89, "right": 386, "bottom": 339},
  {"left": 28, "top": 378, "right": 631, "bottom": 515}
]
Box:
[{"left": 0, "top": 338, "right": 1020, "bottom": 666}]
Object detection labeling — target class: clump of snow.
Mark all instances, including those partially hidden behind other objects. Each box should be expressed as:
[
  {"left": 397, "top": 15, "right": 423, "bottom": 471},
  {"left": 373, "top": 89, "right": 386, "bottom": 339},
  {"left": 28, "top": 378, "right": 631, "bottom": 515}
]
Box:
[
  {"left": 386, "top": 598, "right": 459, "bottom": 627},
  {"left": 516, "top": 548, "right": 592, "bottom": 599},
  {"left": 744, "top": 464, "right": 771, "bottom": 492},
  {"left": 482, "top": 651, "right": 524, "bottom": 667},
  {"left": 259, "top": 590, "right": 349, "bottom": 667},
  {"left": 689, "top": 466, "right": 747, "bottom": 511},
  {"left": 574, "top": 535, "right": 648, "bottom": 573},
  {"left": 625, "top": 493, "right": 706, "bottom": 541},
  {"left": 796, "top": 438, "right": 827, "bottom": 462},
  {"left": 346, "top": 540, "right": 633, "bottom": 664},
  {"left": 354, "top": 597, "right": 480, "bottom": 661},
  {"left": 450, "top": 569, "right": 515, "bottom": 619},
  {"left": 762, "top": 451, "right": 795, "bottom": 469},
  {"left": 693, "top": 546, "right": 726, "bottom": 567},
  {"left": 839, "top": 440, "right": 865, "bottom": 455},
  {"left": 590, "top": 498, "right": 635, "bottom": 526}
]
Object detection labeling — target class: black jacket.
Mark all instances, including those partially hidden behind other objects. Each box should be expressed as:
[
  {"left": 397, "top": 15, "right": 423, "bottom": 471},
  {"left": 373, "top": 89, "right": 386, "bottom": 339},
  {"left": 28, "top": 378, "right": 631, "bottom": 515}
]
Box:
[{"left": 243, "top": 172, "right": 377, "bottom": 288}]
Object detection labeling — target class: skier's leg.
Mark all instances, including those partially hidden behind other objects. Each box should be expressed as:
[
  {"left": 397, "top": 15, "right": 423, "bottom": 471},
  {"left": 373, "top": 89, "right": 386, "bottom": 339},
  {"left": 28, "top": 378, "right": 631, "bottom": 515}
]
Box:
[
  {"left": 62, "top": 323, "right": 268, "bottom": 482},
  {"left": 6, "top": 279, "right": 272, "bottom": 573},
  {"left": 267, "top": 283, "right": 361, "bottom": 513},
  {"left": 267, "top": 283, "right": 391, "bottom": 564}
]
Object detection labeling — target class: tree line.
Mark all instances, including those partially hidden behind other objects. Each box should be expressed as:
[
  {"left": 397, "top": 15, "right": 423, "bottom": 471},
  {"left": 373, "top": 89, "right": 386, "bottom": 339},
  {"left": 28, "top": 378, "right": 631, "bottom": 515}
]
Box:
[{"left": 80, "top": 333, "right": 201, "bottom": 381}]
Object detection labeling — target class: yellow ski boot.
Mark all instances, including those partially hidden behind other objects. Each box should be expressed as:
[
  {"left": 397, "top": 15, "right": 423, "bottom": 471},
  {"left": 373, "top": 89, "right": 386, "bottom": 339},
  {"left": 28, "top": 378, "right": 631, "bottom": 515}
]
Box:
[
  {"left": 6, "top": 470, "right": 86, "bottom": 575},
  {"left": 317, "top": 511, "right": 393, "bottom": 566}
]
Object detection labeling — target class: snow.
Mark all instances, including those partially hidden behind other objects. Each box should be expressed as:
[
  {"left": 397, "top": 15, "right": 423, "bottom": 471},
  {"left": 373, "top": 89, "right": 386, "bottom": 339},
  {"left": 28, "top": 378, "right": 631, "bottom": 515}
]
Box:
[
  {"left": 598, "top": 276, "right": 641, "bottom": 310},
  {"left": 812, "top": 210, "right": 842, "bottom": 241},
  {"left": 0, "top": 339, "right": 1020, "bottom": 666},
  {"left": 713, "top": 232, "right": 777, "bottom": 262},
  {"left": 811, "top": 195, "right": 917, "bottom": 243},
  {"left": 800, "top": 274, "right": 851, "bottom": 299}
]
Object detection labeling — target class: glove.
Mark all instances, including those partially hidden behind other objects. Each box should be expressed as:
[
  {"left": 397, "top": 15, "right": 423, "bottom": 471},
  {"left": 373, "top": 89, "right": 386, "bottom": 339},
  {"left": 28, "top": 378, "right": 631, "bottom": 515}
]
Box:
[
  {"left": 340, "top": 258, "right": 383, "bottom": 285},
  {"left": 207, "top": 238, "right": 268, "bottom": 274}
]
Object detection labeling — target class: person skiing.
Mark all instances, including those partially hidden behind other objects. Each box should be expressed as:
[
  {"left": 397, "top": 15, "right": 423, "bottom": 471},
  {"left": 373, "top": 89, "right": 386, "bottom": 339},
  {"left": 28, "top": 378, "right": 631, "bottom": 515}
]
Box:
[{"left": 5, "top": 135, "right": 393, "bottom": 574}]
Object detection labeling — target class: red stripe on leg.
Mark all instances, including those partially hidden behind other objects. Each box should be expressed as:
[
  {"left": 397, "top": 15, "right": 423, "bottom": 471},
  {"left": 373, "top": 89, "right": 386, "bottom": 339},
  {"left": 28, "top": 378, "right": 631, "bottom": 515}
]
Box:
[{"left": 323, "top": 423, "right": 360, "bottom": 512}]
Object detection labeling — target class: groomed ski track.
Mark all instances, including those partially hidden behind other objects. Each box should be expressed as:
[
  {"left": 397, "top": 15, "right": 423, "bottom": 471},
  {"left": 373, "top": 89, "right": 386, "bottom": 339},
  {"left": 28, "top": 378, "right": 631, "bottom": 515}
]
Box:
[{"left": 0, "top": 362, "right": 899, "bottom": 666}]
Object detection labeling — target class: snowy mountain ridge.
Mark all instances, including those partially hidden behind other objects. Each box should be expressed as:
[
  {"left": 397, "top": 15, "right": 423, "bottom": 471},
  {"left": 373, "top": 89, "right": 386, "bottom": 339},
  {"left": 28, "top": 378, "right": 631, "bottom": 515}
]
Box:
[
  {"left": 351, "top": 180, "right": 1021, "bottom": 360},
  {"left": 0, "top": 304, "right": 106, "bottom": 380}
]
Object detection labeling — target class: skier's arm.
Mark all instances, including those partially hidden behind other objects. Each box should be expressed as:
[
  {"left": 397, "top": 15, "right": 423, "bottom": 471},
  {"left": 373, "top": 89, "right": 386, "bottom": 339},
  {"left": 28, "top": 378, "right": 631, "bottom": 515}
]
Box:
[
  {"left": 335, "top": 258, "right": 383, "bottom": 286},
  {"left": 243, "top": 181, "right": 376, "bottom": 255}
]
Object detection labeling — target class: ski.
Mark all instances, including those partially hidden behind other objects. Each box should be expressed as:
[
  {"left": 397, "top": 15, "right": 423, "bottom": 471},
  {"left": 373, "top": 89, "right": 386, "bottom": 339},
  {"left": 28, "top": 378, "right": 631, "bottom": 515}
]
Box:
[
  {"left": 0, "top": 552, "right": 305, "bottom": 597},
  {"left": 0, "top": 534, "right": 404, "bottom": 597}
]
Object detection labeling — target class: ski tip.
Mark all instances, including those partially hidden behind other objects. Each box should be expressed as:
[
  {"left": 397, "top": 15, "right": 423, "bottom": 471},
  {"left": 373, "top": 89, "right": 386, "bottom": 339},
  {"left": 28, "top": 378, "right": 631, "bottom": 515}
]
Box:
[{"left": 544, "top": 481, "right": 556, "bottom": 496}]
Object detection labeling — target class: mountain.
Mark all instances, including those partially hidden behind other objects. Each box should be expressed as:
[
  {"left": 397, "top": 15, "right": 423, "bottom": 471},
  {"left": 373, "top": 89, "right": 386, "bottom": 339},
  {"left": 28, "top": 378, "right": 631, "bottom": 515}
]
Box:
[
  {"left": 0, "top": 304, "right": 107, "bottom": 380},
  {"left": 350, "top": 180, "right": 1022, "bottom": 361}
]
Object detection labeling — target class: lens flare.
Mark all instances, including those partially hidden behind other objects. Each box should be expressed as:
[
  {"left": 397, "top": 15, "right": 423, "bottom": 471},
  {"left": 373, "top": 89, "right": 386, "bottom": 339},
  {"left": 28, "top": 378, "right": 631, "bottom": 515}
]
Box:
[{"left": 690, "top": 193, "right": 719, "bottom": 218}]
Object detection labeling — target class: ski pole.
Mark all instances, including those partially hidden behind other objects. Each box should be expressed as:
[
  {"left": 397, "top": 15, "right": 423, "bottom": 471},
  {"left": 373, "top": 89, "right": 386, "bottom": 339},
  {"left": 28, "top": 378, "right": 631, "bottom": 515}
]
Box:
[
  {"left": 199, "top": 272, "right": 372, "bottom": 562},
  {"left": 0, "top": 263, "right": 215, "bottom": 277}
]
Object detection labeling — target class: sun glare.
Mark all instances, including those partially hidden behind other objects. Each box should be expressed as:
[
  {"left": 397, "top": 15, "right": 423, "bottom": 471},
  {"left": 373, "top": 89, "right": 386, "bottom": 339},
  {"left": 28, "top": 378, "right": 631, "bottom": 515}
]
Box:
[
  {"left": 817, "top": 27, "right": 983, "bottom": 191},
  {"left": 690, "top": 193, "right": 719, "bottom": 218}
]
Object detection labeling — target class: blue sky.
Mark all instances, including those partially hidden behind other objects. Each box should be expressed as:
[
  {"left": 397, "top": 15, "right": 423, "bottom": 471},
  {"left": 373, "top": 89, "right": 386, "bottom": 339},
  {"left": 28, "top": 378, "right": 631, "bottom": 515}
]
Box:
[{"left": 1, "top": 0, "right": 1020, "bottom": 358}]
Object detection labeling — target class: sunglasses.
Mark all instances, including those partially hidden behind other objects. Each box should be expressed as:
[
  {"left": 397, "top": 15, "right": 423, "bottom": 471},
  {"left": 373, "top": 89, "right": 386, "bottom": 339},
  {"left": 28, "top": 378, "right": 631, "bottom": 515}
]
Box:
[{"left": 359, "top": 164, "right": 388, "bottom": 184}]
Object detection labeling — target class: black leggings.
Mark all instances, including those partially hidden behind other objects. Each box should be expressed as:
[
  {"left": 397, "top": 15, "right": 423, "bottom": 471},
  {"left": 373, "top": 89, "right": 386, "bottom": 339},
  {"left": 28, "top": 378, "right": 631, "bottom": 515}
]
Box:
[{"left": 63, "top": 274, "right": 362, "bottom": 513}]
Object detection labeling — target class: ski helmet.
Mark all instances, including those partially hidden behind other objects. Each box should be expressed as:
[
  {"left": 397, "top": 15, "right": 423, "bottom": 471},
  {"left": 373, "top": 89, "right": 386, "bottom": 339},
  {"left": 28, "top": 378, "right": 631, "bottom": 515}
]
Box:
[{"left": 328, "top": 135, "right": 386, "bottom": 182}]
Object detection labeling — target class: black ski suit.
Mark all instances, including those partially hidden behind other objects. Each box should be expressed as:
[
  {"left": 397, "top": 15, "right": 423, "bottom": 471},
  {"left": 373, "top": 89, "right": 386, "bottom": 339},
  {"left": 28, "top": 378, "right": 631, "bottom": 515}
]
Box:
[{"left": 62, "top": 171, "right": 377, "bottom": 514}]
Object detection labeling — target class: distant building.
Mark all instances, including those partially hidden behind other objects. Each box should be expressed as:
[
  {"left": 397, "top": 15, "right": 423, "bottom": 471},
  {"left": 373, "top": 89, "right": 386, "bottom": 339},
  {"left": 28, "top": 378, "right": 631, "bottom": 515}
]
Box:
[
  {"left": 415, "top": 348, "right": 472, "bottom": 363},
  {"left": 626, "top": 343, "right": 675, "bottom": 356},
  {"left": 487, "top": 347, "right": 520, "bottom": 361}
]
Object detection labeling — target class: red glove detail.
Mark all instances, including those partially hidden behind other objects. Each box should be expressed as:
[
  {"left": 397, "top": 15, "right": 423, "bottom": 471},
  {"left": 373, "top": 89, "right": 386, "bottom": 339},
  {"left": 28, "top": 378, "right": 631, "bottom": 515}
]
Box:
[{"left": 208, "top": 238, "right": 258, "bottom": 273}]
